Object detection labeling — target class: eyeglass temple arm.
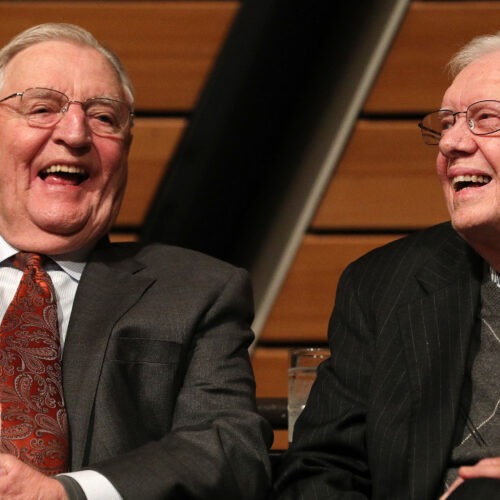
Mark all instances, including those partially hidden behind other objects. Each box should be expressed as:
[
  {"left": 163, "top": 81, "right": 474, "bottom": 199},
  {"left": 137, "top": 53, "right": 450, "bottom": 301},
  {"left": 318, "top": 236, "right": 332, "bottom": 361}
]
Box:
[{"left": 0, "top": 92, "right": 23, "bottom": 104}]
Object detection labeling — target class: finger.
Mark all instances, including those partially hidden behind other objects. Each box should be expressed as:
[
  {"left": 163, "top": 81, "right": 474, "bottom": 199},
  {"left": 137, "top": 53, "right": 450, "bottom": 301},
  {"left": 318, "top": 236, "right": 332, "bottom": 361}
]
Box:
[
  {"left": 0, "top": 453, "right": 11, "bottom": 475},
  {"left": 477, "top": 457, "right": 500, "bottom": 467},
  {"left": 459, "top": 458, "right": 500, "bottom": 479},
  {"left": 440, "top": 477, "right": 464, "bottom": 499}
]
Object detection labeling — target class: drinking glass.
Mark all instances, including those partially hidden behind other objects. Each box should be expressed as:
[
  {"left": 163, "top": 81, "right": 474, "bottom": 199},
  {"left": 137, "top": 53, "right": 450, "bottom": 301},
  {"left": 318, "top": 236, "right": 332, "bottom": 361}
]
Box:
[{"left": 287, "top": 347, "right": 329, "bottom": 443}]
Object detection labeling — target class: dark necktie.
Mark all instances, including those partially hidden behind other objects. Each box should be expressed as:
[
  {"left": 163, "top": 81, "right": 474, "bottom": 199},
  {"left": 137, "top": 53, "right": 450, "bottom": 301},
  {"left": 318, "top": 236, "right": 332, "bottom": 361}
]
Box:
[{"left": 0, "top": 252, "right": 69, "bottom": 475}]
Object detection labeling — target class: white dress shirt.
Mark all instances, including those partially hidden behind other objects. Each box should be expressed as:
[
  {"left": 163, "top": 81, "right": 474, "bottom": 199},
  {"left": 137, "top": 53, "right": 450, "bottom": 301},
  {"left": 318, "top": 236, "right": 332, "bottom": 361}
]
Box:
[{"left": 0, "top": 236, "right": 122, "bottom": 499}]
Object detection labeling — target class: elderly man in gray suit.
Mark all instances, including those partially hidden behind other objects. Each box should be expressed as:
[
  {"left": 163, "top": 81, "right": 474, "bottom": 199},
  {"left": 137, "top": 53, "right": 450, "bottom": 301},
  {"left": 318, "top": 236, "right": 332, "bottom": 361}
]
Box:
[
  {"left": 273, "top": 31, "right": 500, "bottom": 500},
  {"left": 0, "top": 23, "right": 272, "bottom": 499}
]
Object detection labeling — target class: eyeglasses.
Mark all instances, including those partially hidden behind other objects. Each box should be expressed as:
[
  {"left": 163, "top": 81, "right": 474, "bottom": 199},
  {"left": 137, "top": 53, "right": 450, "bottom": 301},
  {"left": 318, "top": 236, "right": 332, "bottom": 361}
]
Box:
[
  {"left": 418, "top": 99, "right": 500, "bottom": 145},
  {"left": 0, "top": 87, "right": 134, "bottom": 138}
]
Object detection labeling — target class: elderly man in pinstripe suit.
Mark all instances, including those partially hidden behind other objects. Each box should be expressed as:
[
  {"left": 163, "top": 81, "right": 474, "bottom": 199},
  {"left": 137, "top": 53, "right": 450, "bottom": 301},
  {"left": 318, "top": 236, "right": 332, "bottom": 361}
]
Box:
[{"left": 273, "top": 32, "right": 500, "bottom": 500}]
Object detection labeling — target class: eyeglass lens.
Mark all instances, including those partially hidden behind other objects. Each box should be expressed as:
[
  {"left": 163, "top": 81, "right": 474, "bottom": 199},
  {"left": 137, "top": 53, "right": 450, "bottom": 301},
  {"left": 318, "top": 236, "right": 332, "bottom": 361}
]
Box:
[
  {"left": 419, "top": 100, "right": 500, "bottom": 145},
  {"left": 19, "top": 88, "right": 131, "bottom": 136}
]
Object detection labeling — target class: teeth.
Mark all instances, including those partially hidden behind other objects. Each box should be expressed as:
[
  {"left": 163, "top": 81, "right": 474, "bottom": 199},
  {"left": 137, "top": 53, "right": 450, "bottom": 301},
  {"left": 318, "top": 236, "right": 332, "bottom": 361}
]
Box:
[
  {"left": 451, "top": 174, "right": 491, "bottom": 189},
  {"left": 43, "top": 165, "right": 86, "bottom": 175}
]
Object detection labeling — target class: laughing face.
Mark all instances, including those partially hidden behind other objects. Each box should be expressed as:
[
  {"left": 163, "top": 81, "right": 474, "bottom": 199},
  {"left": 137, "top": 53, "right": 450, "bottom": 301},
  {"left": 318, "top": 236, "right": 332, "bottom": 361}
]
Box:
[
  {"left": 0, "top": 40, "right": 131, "bottom": 255},
  {"left": 437, "top": 50, "right": 500, "bottom": 253}
]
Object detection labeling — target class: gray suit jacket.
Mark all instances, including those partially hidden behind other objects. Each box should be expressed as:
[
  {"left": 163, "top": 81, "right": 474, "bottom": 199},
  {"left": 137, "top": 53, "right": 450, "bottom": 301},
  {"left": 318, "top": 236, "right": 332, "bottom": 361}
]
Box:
[
  {"left": 61, "top": 241, "right": 272, "bottom": 499},
  {"left": 273, "top": 222, "right": 483, "bottom": 500}
]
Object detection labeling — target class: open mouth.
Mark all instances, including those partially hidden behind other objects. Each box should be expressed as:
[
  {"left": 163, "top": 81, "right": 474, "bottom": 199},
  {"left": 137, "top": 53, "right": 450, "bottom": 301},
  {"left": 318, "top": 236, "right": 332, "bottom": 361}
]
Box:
[
  {"left": 451, "top": 174, "right": 491, "bottom": 192},
  {"left": 39, "top": 165, "right": 89, "bottom": 185}
]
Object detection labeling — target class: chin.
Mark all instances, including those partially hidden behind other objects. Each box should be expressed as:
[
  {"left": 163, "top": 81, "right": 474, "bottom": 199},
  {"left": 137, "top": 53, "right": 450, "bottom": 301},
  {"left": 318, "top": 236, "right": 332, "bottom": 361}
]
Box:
[
  {"left": 453, "top": 219, "right": 500, "bottom": 250},
  {"left": 10, "top": 224, "right": 102, "bottom": 256},
  {"left": 23, "top": 236, "right": 87, "bottom": 256}
]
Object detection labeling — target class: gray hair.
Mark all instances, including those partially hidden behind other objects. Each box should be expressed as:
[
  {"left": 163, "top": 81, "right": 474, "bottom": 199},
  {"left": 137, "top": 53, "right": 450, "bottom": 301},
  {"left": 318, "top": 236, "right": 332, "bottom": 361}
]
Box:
[
  {"left": 0, "top": 22, "right": 134, "bottom": 106},
  {"left": 449, "top": 32, "right": 500, "bottom": 78}
]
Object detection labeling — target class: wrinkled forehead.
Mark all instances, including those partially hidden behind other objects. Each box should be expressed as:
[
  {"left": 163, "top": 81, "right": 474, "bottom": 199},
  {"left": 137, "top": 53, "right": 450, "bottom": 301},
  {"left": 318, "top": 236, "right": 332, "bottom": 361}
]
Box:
[
  {"left": 1, "top": 40, "right": 125, "bottom": 100},
  {"left": 442, "top": 51, "right": 500, "bottom": 109}
]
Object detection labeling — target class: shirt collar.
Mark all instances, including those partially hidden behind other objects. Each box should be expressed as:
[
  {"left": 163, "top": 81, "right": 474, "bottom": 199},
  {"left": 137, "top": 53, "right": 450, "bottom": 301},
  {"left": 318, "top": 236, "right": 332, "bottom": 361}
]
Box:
[{"left": 0, "top": 235, "right": 88, "bottom": 282}]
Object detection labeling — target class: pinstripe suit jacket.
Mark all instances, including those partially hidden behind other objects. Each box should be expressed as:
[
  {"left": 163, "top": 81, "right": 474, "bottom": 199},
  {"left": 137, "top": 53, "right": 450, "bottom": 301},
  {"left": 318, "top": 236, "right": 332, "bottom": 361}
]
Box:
[
  {"left": 60, "top": 240, "right": 272, "bottom": 499},
  {"left": 273, "top": 222, "right": 484, "bottom": 500}
]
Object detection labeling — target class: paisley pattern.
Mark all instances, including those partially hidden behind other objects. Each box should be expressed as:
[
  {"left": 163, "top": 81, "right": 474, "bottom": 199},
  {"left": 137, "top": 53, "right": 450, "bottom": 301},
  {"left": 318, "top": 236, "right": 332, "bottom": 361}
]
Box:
[{"left": 0, "top": 253, "right": 68, "bottom": 475}]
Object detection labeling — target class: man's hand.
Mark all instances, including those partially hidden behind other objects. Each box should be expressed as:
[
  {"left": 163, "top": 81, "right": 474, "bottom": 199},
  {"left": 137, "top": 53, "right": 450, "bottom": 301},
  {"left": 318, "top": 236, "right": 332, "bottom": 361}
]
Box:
[
  {"left": 0, "top": 453, "right": 67, "bottom": 499},
  {"left": 440, "top": 457, "right": 500, "bottom": 499}
]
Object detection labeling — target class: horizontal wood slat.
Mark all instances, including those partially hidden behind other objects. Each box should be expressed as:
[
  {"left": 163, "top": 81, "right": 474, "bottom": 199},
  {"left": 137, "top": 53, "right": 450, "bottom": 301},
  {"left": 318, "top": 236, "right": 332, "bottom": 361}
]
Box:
[
  {"left": 0, "top": 2, "right": 238, "bottom": 111},
  {"left": 252, "top": 348, "right": 292, "bottom": 450},
  {"left": 116, "top": 117, "right": 187, "bottom": 226},
  {"left": 272, "top": 430, "right": 288, "bottom": 451},
  {"left": 253, "top": 347, "right": 289, "bottom": 399},
  {"left": 109, "top": 233, "right": 139, "bottom": 243},
  {"left": 366, "top": 1, "right": 500, "bottom": 113},
  {"left": 312, "top": 120, "right": 448, "bottom": 230},
  {"left": 260, "top": 234, "right": 402, "bottom": 343}
]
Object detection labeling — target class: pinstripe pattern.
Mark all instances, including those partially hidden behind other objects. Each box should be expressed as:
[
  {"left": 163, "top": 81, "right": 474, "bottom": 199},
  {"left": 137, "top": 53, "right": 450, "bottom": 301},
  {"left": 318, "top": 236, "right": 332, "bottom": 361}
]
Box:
[{"left": 273, "top": 222, "right": 483, "bottom": 500}]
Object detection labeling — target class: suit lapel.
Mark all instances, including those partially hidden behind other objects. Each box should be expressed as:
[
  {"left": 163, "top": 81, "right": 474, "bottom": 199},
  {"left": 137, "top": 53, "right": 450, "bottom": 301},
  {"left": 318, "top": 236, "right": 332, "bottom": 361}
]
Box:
[
  {"left": 61, "top": 248, "right": 154, "bottom": 469},
  {"left": 399, "top": 235, "right": 482, "bottom": 499}
]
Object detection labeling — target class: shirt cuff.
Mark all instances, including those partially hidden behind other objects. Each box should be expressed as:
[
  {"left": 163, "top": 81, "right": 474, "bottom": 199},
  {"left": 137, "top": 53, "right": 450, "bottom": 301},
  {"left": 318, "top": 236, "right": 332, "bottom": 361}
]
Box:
[
  {"left": 54, "top": 475, "right": 86, "bottom": 500},
  {"left": 58, "top": 470, "right": 123, "bottom": 500}
]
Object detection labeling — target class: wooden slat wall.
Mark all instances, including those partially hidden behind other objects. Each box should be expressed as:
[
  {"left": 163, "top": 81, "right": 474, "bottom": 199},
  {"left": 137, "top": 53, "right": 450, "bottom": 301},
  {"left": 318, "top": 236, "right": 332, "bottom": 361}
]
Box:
[
  {"left": 253, "top": 1, "right": 500, "bottom": 448},
  {"left": 312, "top": 120, "right": 445, "bottom": 230},
  {"left": 0, "top": 1, "right": 239, "bottom": 239},
  {"left": 365, "top": 1, "right": 500, "bottom": 113},
  {"left": 260, "top": 234, "right": 402, "bottom": 344},
  {"left": 0, "top": 2, "right": 238, "bottom": 111},
  {"left": 120, "top": 118, "right": 186, "bottom": 227}
]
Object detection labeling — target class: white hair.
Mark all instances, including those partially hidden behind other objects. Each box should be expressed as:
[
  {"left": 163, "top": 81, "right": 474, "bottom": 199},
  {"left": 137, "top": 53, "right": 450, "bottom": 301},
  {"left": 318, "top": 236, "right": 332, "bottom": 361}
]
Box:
[
  {"left": 449, "top": 32, "right": 500, "bottom": 78},
  {"left": 0, "top": 22, "right": 134, "bottom": 106}
]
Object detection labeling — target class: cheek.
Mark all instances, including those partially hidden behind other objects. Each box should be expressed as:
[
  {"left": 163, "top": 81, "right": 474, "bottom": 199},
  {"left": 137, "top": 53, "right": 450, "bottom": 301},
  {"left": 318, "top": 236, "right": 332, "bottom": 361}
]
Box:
[
  {"left": 435, "top": 153, "right": 449, "bottom": 183},
  {"left": 96, "top": 141, "right": 127, "bottom": 179},
  {"left": 96, "top": 144, "right": 129, "bottom": 202},
  {"left": 0, "top": 126, "right": 49, "bottom": 175},
  {"left": 478, "top": 144, "right": 500, "bottom": 174}
]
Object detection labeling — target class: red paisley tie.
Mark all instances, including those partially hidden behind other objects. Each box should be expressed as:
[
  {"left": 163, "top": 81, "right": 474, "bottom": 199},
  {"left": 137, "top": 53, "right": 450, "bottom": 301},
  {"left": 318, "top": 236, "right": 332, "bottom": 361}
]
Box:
[{"left": 0, "top": 252, "right": 68, "bottom": 475}]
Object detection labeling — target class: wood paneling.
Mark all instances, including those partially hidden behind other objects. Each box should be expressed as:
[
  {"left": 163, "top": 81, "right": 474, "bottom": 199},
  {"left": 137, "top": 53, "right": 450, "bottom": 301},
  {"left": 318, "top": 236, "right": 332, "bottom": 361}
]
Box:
[
  {"left": 0, "top": 1, "right": 239, "bottom": 111},
  {"left": 118, "top": 117, "right": 187, "bottom": 226},
  {"left": 252, "top": 347, "right": 290, "bottom": 450},
  {"left": 312, "top": 120, "right": 448, "bottom": 230},
  {"left": 366, "top": 1, "right": 500, "bottom": 113},
  {"left": 260, "top": 234, "right": 402, "bottom": 343},
  {"left": 272, "top": 430, "right": 288, "bottom": 451},
  {"left": 253, "top": 347, "right": 289, "bottom": 399}
]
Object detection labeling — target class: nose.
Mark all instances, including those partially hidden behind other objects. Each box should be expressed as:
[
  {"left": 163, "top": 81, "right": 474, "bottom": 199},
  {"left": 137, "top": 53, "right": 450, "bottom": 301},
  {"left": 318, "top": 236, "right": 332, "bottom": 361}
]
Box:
[
  {"left": 51, "top": 102, "right": 91, "bottom": 148},
  {"left": 438, "top": 113, "right": 477, "bottom": 158}
]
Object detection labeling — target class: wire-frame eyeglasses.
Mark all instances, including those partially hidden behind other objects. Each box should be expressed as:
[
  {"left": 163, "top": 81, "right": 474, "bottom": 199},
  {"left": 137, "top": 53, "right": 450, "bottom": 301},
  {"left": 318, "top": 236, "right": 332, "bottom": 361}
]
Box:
[
  {"left": 418, "top": 99, "right": 500, "bottom": 145},
  {"left": 0, "top": 87, "right": 134, "bottom": 138}
]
